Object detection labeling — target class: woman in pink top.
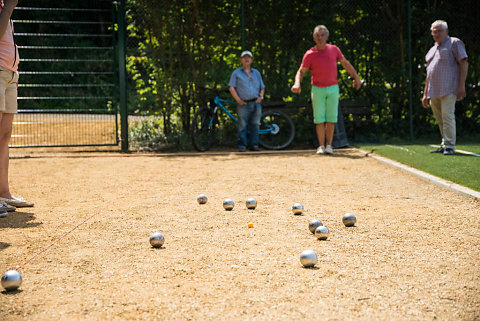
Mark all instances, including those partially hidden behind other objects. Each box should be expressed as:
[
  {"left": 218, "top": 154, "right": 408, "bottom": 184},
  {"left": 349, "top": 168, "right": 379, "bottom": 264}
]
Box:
[
  {"left": 0, "top": 0, "right": 34, "bottom": 213},
  {"left": 291, "top": 25, "right": 361, "bottom": 155}
]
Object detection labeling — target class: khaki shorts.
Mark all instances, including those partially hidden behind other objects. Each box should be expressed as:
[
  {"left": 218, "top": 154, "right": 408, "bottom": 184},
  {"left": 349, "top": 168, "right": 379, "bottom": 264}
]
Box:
[{"left": 0, "top": 66, "right": 19, "bottom": 114}]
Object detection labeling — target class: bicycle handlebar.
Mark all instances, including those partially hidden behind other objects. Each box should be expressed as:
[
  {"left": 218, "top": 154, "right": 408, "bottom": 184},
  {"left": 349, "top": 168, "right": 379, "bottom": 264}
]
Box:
[{"left": 197, "top": 85, "right": 230, "bottom": 96}]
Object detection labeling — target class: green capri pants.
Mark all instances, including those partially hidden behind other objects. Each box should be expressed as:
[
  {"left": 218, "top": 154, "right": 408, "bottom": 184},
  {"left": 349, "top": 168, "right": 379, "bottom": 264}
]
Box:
[{"left": 311, "top": 84, "right": 339, "bottom": 123}]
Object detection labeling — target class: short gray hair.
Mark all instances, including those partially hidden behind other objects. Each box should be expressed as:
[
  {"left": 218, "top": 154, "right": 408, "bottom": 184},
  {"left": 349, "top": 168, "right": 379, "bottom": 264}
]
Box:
[
  {"left": 431, "top": 20, "right": 448, "bottom": 31},
  {"left": 313, "top": 25, "right": 329, "bottom": 37}
]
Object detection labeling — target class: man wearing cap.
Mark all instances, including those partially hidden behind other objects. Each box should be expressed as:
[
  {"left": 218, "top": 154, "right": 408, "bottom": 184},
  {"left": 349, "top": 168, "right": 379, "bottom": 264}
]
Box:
[{"left": 229, "top": 50, "right": 265, "bottom": 152}]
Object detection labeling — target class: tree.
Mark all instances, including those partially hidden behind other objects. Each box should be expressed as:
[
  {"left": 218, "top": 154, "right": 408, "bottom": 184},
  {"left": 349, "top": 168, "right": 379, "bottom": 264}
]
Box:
[{"left": 125, "top": 0, "right": 479, "bottom": 141}]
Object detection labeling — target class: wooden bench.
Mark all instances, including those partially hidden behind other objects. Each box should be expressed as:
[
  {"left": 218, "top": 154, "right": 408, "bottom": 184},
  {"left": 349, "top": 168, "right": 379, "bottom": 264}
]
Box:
[
  {"left": 262, "top": 101, "right": 310, "bottom": 115},
  {"left": 263, "top": 99, "right": 372, "bottom": 119},
  {"left": 339, "top": 99, "right": 373, "bottom": 140},
  {"left": 262, "top": 100, "right": 354, "bottom": 148},
  {"left": 263, "top": 98, "right": 373, "bottom": 143}
]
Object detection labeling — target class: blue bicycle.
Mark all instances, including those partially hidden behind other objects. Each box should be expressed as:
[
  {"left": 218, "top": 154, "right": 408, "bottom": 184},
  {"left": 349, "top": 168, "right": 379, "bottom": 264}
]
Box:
[{"left": 191, "top": 92, "right": 295, "bottom": 151}]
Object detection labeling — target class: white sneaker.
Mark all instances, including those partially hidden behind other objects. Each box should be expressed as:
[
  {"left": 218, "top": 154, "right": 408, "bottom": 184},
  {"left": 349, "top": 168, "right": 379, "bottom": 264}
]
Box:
[
  {"left": 316, "top": 146, "right": 325, "bottom": 154},
  {"left": 325, "top": 145, "right": 333, "bottom": 154}
]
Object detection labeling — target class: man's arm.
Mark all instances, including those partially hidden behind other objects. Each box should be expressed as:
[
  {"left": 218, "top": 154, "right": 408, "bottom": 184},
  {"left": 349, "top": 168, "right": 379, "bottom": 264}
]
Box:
[
  {"left": 0, "top": 0, "right": 17, "bottom": 37},
  {"left": 291, "top": 66, "right": 309, "bottom": 93},
  {"left": 255, "top": 87, "right": 265, "bottom": 103},
  {"left": 229, "top": 86, "right": 245, "bottom": 106},
  {"left": 456, "top": 58, "right": 468, "bottom": 100},
  {"left": 422, "top": 77, "right": 429, "bottom": 108},
  {"left": 340, "top": 57, "right": 361, "bottom": 90}
]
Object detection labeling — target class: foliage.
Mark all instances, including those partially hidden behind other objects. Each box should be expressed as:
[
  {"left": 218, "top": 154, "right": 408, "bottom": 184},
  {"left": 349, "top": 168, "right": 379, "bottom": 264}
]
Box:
[
  {"left": 125, "top": 0, "right": 479, "bottom": 145},
  {"left": 129, "top": 117, "right": 192, "bottom": 151}
]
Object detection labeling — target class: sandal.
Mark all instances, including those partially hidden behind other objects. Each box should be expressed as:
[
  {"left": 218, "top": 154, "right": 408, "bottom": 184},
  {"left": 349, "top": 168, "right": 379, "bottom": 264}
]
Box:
[{"left": 0, "top": 196, "right": 34, "bottom": 208}]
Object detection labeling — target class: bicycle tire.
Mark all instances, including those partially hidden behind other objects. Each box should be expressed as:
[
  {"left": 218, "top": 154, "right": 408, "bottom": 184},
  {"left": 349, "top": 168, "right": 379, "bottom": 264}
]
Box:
[
  {"left": 191, "top": 107, "right": 216, "bottom": 151},
  {"left": 258, "top": 110, "right": 295, "bottom": 150}
]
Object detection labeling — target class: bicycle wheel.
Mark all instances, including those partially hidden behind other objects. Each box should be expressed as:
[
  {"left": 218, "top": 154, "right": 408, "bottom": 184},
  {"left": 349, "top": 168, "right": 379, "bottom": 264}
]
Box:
[
  {"left": 191, "top": 107, "right": 216, "bottom": 151},
  {"left": 258, "top": 110, "right": 295, "bottom": 150}
]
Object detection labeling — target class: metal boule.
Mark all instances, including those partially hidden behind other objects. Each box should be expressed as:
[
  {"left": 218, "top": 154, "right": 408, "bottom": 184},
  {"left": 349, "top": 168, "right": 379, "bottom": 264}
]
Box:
[
  {"left": 197, "top": 194, "right": 208, "bottom": 204},
  {"left": 315, "top": 225, "right": 329, "bottom": 240},
  {"left": 292, "top": 203, "right": 303, "bottom": 215},
  {"left": 246, "top": 198, "right": 257, "bottom": 210},
  {"left": 308, "top": 219, "right": 323, "bottom": 233},
  {"left": 223, "top": 199, "right": 234, "bottom": 211},
  {"left": 1, "top": 270, "right": 22, "bottom": 291},
  {"left": 342, "top": 213, "right": 357, "bottom": 227},
  {"left": 300, "top": 249, "right": 317, "bottom": 268},
  {"left": 149, "top": 232, "right": 165, "bottom": 248}
]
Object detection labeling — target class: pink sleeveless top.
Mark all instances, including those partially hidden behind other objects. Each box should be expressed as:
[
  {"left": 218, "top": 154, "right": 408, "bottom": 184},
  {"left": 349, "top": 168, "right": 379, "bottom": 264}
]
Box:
[{"left": 0, "top": 9, "right": 19, "bottom": 72}]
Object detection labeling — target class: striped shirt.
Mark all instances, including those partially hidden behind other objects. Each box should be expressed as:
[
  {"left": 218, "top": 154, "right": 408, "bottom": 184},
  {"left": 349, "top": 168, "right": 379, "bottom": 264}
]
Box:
[{"left": 425, "top": 36, "right": 467, "bottom": 99}]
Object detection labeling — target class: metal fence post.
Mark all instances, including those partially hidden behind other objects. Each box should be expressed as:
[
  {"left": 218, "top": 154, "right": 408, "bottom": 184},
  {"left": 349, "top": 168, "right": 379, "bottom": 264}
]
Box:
[
  {"left": 241, "top": 0, "right": 245, "bottom": 50},
  {"left": 118, "top": 0, "right": 129, "bottom": 151},
  {"left": 407, "top": 0, "right": 414, "bottom": 141}
]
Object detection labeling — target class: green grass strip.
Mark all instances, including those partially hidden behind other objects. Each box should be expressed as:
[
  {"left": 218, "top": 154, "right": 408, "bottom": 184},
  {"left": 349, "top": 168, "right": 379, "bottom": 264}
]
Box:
[{"left": 356, "top": 143, "right": 480, "bottom": 192}]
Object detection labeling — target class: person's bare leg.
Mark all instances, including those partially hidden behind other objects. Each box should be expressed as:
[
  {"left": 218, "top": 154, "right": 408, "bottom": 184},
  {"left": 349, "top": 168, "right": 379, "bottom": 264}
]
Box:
[
  {"left": 0, "top": 113, "right": 14, "bottom": 199},
  {"left": 325, "top": 122, "right": 335, "bottom": 146},
  {"left": 315, "top": 123, "right": 326, "bottom": 147}
]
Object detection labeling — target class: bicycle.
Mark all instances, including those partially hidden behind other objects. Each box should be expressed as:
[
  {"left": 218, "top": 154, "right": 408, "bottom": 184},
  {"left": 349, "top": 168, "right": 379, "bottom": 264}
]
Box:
[{"left": 191, "top": 90, "right": 295, "bottom": 152}]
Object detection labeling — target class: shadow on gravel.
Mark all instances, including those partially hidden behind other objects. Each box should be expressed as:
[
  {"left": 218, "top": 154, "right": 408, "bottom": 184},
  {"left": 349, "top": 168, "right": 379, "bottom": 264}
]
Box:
[
  {"left": 0, "top": 242, "right": 10, "bottom": 251},
  {"left": 0, "top": 212, "right": 42, "bottom": 229},
  {"left": 1, "top": 289, "right": 23, "bottom": 295}
]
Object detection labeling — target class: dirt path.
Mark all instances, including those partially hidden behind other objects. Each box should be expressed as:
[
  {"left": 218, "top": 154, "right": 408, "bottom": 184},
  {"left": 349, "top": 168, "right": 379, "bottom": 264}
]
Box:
[{"left": 1, "top": 150, "right": 479, "bottom": 320}]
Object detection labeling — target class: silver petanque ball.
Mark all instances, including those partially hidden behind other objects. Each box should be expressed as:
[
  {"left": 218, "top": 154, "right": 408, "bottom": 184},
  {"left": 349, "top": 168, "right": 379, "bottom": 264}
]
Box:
[
  {"left": 315, "top": 225, "right": 329, "bottom": 240},
  {"left": 308, "top": 219, "right": 323, "bottom": 233},
  {"left": 300, "top": 249, "right": 318, "bottom": 268},
  {"left": 223, "top": 199, "right": 234, "bottom": 211},
  {"left": 149, "top": 232, "right": 165, "bottom": 248},
  {"left": 197, "top": 194, "right": 208, "bottom": 204},
  {"left": 245, "top": 198, "right": 257, "bottom": 210},
  {"left": 342, "top": 213, "right": 357, "bottom": 227},
  {"left": 292, "top": 203, "right": 304, "bottom": 215},
  {"left": 1, "top": 270, "right": 22, "bottom": 291}
]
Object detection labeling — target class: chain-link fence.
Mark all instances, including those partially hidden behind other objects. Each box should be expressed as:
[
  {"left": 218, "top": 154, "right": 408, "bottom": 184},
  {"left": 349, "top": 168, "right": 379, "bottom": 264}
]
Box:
[
  {"left": 6, "top": 1, "right": 478, "bottom": 149},
  {"left": 10, "top": 0, "right": 119, "bottom": 147},
  {"left": 123, "top": 0, "right": 479, "bottom": 149}
]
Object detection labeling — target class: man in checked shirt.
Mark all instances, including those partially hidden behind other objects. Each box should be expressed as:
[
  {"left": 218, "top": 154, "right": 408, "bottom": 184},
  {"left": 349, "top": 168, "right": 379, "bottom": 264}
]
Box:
[{"left": 422, "top": 20, "right": 468, "bottom": 156}]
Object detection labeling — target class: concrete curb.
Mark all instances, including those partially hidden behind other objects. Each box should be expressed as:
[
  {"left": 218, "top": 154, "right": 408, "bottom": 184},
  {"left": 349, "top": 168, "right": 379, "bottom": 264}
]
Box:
[{"left": 357, "top": 148, "right": 480, "bottom": 200}]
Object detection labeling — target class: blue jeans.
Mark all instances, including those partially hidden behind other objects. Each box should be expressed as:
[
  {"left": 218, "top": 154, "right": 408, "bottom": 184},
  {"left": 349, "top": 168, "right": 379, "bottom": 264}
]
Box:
[{"left": 237, "top": 102, "right": 262, "bottom": 148}]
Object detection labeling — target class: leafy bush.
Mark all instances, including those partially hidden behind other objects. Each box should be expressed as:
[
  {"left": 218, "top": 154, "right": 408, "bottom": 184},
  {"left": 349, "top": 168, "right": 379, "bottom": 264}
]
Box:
[
  {"left": 126, "top": 0, "right": 479, "bottom": 143},
  {"left": 129, "top": 117, "right": 192, "bottom": 151}
]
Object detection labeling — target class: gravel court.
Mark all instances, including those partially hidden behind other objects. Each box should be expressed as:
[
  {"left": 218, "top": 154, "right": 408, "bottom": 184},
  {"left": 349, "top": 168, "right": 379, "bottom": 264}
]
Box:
[{"left": 0, "top": 150, "right": 479, "bottom": 320}]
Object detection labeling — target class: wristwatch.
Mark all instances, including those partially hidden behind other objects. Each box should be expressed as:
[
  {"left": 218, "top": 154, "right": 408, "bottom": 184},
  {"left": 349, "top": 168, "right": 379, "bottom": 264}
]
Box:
[{"left": 259, "top": 96, "right": 264, "bottom": 100}]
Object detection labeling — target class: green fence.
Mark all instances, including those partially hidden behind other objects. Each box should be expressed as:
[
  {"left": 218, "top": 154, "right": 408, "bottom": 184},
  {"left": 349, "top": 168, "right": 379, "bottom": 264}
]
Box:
[
  {"left": 9, "top": 1, "right": 478, "bottom": 150},
  {"left": 10, "top": 0, "right": 121, "bottom": 148},
  {"left": 124, "top": 0, "right": 479, "bottom": 148}
]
